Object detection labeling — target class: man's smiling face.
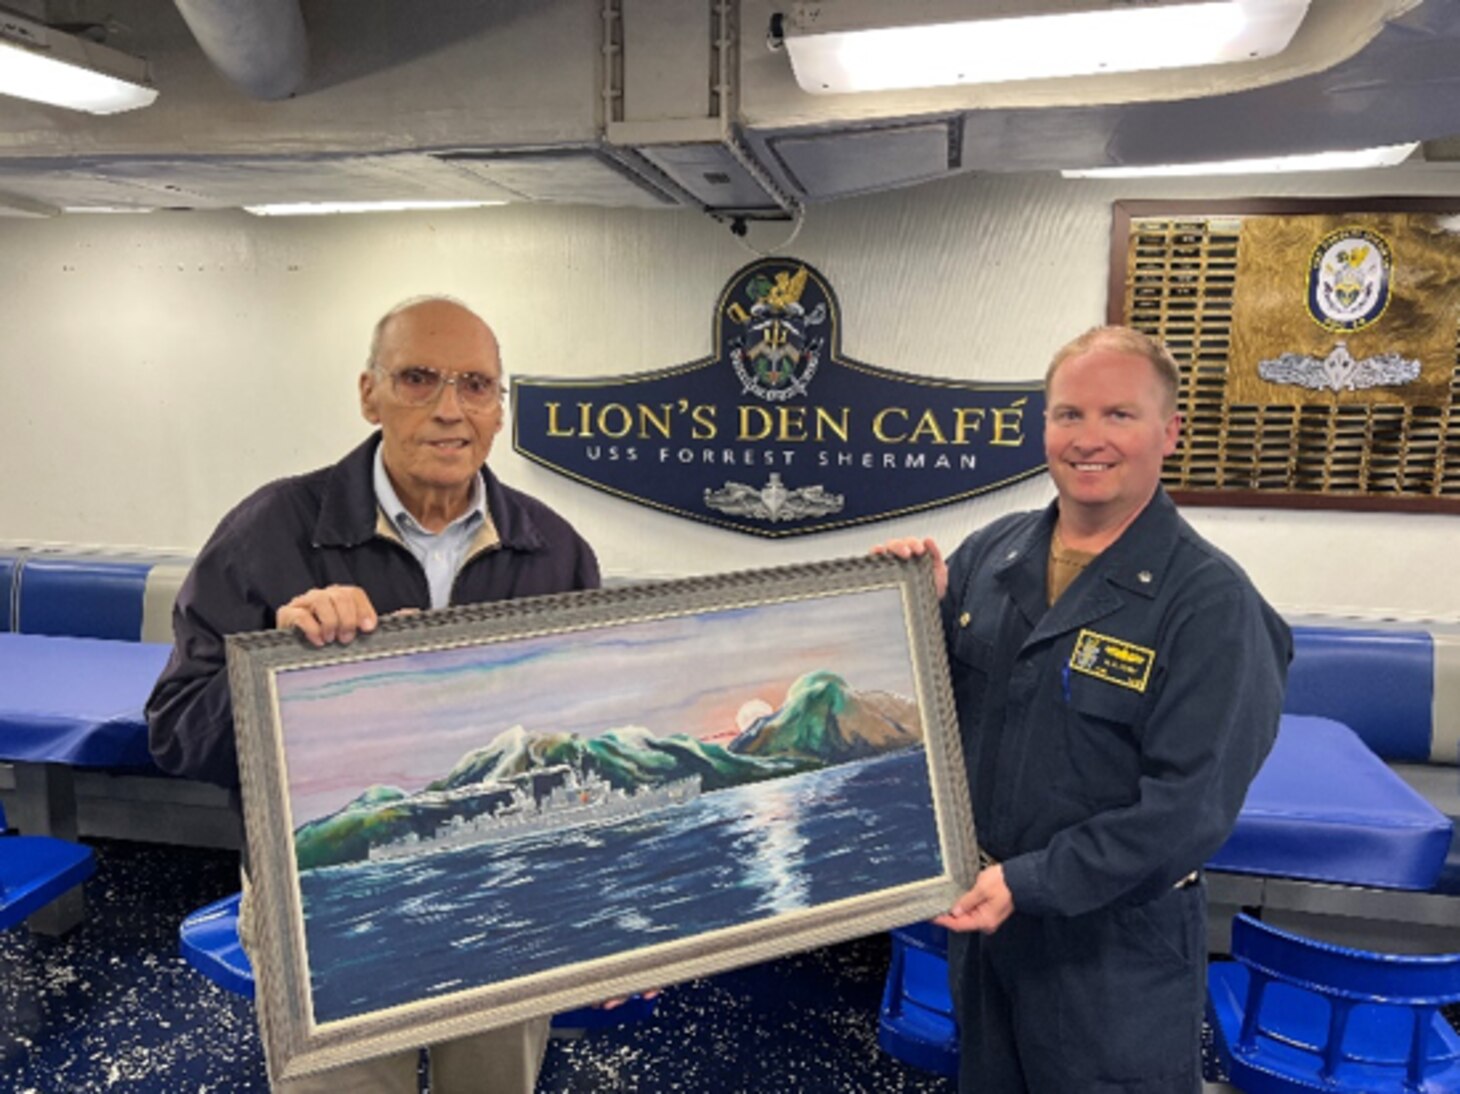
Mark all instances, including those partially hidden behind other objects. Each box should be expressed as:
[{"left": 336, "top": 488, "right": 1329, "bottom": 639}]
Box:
[
  {"left": 359, "top": 300, "right": 503, "bottom": 523},
  {"left": 1044, "top": 347, "right": 1179, "bottom": 529}
]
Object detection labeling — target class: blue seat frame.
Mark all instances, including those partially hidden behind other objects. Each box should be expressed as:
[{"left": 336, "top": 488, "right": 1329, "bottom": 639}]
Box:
[
  {"left": 1208, "top": 913, "right": 1460, "bottom": 1092},
  {"left": 0, "top": 801, "right": 95, "bottom": 931},
  {"left": 878, "top": 920, "right": 958, "bottom": 1078}
]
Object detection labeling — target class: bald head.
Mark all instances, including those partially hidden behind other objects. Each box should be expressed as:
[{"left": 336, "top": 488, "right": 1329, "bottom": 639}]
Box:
[
  {"left": 358, "top": 295, "right": 506, "bottom": 529},
  {"left": 367, "top": 295, "right": 499, "bottom": 376}
]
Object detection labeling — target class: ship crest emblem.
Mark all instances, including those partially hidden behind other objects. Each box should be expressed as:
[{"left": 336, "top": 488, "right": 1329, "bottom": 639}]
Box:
[
  {"left": 1308, "top": 227, "right": 1392, "bottom": 334},
  {"left": 724, "top": 262, "right": 828, "bottom": 402}
]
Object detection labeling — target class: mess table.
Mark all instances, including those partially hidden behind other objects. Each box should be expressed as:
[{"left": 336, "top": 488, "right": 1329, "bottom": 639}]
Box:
[{"left": 0, "top": 633, "right": 172, "bottom": 931}]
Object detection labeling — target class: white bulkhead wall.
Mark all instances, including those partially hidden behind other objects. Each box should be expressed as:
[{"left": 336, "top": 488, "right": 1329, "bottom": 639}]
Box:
[{"left": 2, "top": 181, "right": 1458, "bottom": 621}]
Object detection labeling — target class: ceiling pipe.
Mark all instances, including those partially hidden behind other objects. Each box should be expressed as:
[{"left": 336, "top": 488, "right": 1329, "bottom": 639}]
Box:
[{"left": 172, "top": 0, "right": 307, "bottom": 100}]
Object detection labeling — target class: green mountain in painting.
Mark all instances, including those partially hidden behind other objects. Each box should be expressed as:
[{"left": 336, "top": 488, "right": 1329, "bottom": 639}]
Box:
[{"left": 727, "top": 670, "right": 922, "bottom": 762}]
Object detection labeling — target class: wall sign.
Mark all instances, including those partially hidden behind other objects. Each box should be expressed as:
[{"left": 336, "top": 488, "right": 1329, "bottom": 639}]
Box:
[{"left": 513, "top": 258, "right": 1046, "bottom": 537}]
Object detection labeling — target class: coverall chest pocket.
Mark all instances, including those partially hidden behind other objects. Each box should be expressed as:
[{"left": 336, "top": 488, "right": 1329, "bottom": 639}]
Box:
[
  {"left": 1057, "top": 676, "right": 1146, "bottom": 808},
  {"left": 950, "top": 624, "right": 995, "bottom": 720}
]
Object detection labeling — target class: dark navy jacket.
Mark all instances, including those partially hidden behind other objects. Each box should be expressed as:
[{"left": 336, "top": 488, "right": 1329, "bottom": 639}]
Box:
[
  {"left": 941, "top": 489, "right": 1290, "bottom": 918},
  {"left": 146, "top": 434, "right": 599, "bottom": 789}
]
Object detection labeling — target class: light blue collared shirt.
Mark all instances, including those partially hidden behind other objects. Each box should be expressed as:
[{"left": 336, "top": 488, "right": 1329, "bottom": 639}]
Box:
[{"left": 372, "top": 448, "right": 487, "bottom": 609}]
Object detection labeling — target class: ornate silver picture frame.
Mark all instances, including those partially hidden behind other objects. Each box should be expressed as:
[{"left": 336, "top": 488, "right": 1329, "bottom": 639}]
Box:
[{"left": 227, "top": 554, "right": 974, "bottom": 1081}]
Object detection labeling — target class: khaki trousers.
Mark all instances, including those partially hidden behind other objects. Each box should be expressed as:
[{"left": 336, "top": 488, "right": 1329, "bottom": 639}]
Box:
[
  {"left": 240, "top": 873, "right": 550, "bottom": 1093},
  {"left": 267, "top": 1020, "right": 550, "bottom": 1094}
]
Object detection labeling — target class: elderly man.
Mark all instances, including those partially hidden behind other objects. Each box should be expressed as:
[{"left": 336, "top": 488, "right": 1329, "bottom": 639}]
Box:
[
  {"left": 148, "top": 295, "right": 598, "bottom": 1093},
  {"left": 880, "top": 326, "right": 1290, "bottom": 1093}
]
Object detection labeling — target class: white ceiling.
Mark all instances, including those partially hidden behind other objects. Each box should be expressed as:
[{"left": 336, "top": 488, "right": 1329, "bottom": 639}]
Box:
[{"left": 2, "top": 0, "right": 1460, "bottom": 220}]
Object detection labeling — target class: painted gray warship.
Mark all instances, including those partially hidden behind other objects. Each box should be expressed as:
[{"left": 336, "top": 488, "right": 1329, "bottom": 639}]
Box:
[{"left": 367, "top": 765, "right": 701, "bottom": 862}]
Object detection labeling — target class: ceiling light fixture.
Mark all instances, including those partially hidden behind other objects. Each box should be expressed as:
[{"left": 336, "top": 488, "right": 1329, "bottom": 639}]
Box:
[
  {"left": 243, "top": 200, "right": 508, "bottom": 217},
  {"left": 1061, "top": 142, "right": 1420, "bottom": 178},
  {"left": 778, "top": 0, "right": 1311, "bottom": 95},
  {"left": 0, "top": 9, "right": 157, "bottom": 115}
]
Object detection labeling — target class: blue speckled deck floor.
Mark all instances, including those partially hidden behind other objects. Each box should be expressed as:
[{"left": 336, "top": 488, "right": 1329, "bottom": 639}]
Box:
[{"left": 0, "top": 839, "right": 957, "bottom": 1092}]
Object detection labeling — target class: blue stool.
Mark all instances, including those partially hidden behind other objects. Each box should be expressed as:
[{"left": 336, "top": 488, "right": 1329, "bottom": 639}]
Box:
[
  {"left": 0, "top": 801, "right": 95, "bottom": 931},
  {"left": 878, "top": 920, "right": 958, "bottom": 1078},
  {"left": 179, "top": 892, "right": 255, "bottom": 997},
  {"left": 178, "top": 890, "right": 660, "bottom": 1030},
  {"left": 1208, "top": 912, "right": 1460, "bottom": 1092}
]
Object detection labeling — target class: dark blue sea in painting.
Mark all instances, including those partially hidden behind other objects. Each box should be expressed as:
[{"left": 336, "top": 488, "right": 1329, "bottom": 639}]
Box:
[{"left": 298, "top": 748, "right": 942, "bottom": 1024}]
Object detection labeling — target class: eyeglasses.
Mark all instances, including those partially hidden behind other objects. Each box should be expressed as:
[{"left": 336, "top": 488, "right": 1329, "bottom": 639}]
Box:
[{"left": 384, "top": 366, "right": 503, "bottom": 410}]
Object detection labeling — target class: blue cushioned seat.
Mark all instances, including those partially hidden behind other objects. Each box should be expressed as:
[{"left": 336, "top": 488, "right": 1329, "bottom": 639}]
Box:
[
  {"left": 0, "top": 552, "right": 19, "bottom": 631},
  {"left": 1208, "top": 716, "right": 1453, "bottom": 890},
  {"left": 1208, "top": 913, "right": 1460, "bottom": 1092},
  {"left": 0, "top": 802, "right": 96, "bottom": 930},
  {"left": 16, "top": 557, "right": 154, "bottom": 641},
  {"left": 1286, "top": 627, "right": 1435, "bottom": 763},
  {"left": 878, "top": 921, "right": 957, "bottom": 1078},
  {"left": 1441, "top": 835, "right": 1460, "bottom": 897}
]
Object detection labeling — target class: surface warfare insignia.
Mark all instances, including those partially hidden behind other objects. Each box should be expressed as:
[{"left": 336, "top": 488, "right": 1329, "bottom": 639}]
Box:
[
  {"left": 703, "top": 473, "right": 844, "bottom": 523},
  {"left": 1069, "top": 629, "right": 1155, "bottom": 693},
  {"left": 726, "top": 265, "right": 827, "bottom": 401},
  {"left": 1258, "top": 341, "right": 1420, "bottom": 393}
]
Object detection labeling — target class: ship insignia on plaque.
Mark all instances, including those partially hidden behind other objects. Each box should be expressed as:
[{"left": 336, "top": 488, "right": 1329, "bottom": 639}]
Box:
[
  {"left": 727, "top": 265, "right": 828, "bottom": 402},
  {"left": 1308, "top": 227, "right": 1391, "bottom": 333},
  {"left": 1259, "top": 226, "right": 1420, "bottom": 393}
]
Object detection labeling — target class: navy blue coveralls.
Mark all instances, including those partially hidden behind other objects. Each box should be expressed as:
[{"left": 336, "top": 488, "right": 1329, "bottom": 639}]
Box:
[{"left": 941, "top": 489, "right": 1290, "bottom": 1094}]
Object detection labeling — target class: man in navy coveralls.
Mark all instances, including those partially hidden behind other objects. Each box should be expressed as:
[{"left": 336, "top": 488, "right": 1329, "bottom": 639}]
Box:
[
  {"left": 880, "top": 326, "right": 1290, "bottom": 1093},
  {"left": 148, "top": 296, "right": 599, "bottom": 1094}
]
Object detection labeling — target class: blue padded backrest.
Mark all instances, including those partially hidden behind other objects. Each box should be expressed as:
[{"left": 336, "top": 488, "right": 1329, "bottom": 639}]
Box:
[
  {"left": 16, "top": 557, "right": 152, "bottom": 641},
  {"left": 1285, "top": 626, "right": 1434, "bottom": 763},
  {"left": 0, "top": 554, "right": 18, "bottom": 631}
]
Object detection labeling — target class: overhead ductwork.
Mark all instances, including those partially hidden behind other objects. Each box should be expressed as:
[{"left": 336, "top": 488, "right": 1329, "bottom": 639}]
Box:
[
  {"left": 172, "top": 0, "right": 306, "bottom": 100},
  {"left": 0, "top": 0, "right": 1454, "bottom": 218}
]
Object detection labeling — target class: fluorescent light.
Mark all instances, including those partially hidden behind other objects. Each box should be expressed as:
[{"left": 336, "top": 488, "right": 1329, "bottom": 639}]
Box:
[
  {"left": 63, "top": 206, "right": 158, "bottom": 214},
  {"left": 0, "top": 10, "right": 157, "bottom": 114},
  {"left": 243, "top": 200, "right": 508, "bottom": 217},
  {"left": 1062, "top": 143, "right": 1420, "bottom": 178},
  {"left": 782, "top": 0, "right": 1310, "bottom": 94}
]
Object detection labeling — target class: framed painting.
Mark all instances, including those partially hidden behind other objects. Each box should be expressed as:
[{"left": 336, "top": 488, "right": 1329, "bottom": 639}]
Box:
[{"left": 227, "top": 554, "right": 975, "bottom": 1081}]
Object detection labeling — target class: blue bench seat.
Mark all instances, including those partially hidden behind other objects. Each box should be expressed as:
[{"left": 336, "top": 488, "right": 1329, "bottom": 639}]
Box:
[{"left": 1208, "top": 715, "right": 1453, "bottom": 891}]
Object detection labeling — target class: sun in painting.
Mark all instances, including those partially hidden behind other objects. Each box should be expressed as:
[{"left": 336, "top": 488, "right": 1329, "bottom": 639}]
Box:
[{"left": 735, "top": 698, "right": 775, "bottom": 732}]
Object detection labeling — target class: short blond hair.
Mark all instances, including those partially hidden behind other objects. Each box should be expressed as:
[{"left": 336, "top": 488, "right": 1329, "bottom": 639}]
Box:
[{"left": 1045, "top": 326, "right": 1180, "bottom": 413}]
